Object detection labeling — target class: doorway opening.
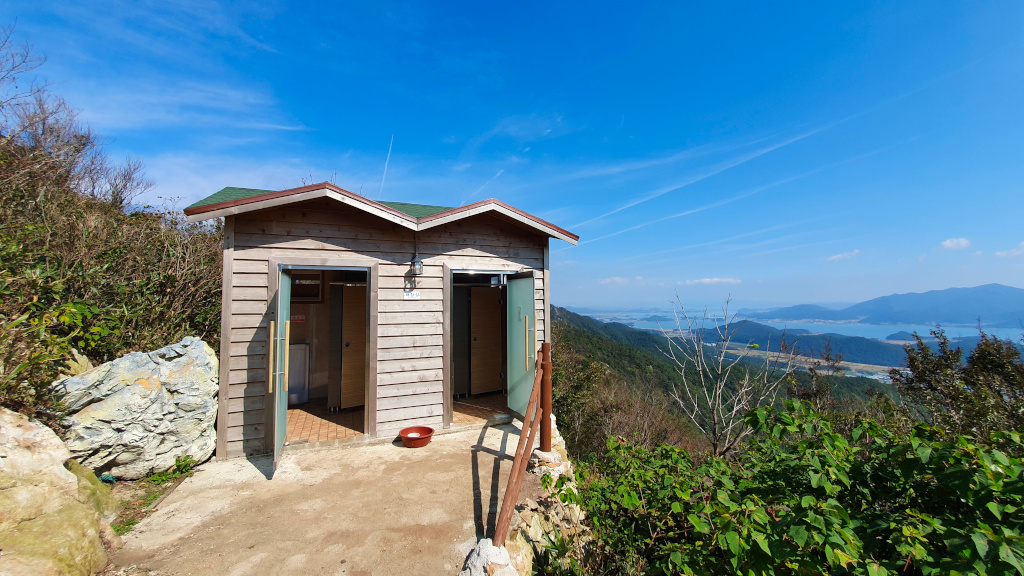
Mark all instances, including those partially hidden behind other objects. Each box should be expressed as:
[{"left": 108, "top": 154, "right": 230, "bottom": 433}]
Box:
[
  {"left": 283, "top": 269, "right": 368, "bottom": 446},
  {"left": 451, "top": 272, "right": 509, "bottom": 425}
]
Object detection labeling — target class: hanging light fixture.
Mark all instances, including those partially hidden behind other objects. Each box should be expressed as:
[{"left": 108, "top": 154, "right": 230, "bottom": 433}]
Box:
[{"left": 410, "top": 233, "right": 424, "bottom": 276}]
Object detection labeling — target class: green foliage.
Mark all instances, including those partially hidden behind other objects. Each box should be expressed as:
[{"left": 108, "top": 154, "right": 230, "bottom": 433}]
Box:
[
  {"left": 145, "top": 456, "right": 197, "bottom": 486},
  {"left": 112, "top": 455, "right": 199, "bottom": 535},
  {"left": 551, "top": 321, "right": 700, "bottom": 459},
  {"left": 0, "top": 310, "right": 71, "bottom": 423},
  {"left": 557, "top": 401, "right": 1024, "bottom": 575},
  {"left": 891, "top": 329, "right": 1024, "bottom": 440},
  {"left": 552, "top": 306, "right": 688, "bottom": 393},
  {"left": 552, "top": 306, "right": 894, "bottom": 410},
  {"left": 111, "top": 518, "right": 139, "bottom": 536},
  {"left": 0, "top": 39, "right": 223, "bottom": 421},
  {"left": 551, "top": 331, "right": 607, "bottom": 457}
]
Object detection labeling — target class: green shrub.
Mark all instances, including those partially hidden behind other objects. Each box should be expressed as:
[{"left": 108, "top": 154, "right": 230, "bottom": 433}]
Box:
[
  {"left": 0, "top": 303, "right": 78, "bottom": 425},
  {"left": 556, "top": 401, "right": 1024, "bottom": 575},
  {"left": 145, "top": 456, "right": 197, "bottom": 486},
  {"left": 0, "top": 36, "right": 223, "bottom": 422},
  {"left": 892, "top": 329, "right": 1024, "bottom": 441}
]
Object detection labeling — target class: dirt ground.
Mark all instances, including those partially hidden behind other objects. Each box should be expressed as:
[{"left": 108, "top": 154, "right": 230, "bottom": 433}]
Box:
[{"left": 110, "top": 423, "right": 542, "bottom": 576}]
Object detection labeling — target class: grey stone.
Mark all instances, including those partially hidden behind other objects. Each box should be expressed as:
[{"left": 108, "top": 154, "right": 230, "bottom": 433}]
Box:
[{"left": 50, "top": 337, "right": 219, "bottom": 480}]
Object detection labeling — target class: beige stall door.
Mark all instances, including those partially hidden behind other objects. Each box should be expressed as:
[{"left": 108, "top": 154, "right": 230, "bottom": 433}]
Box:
[
  {"left": 341, "top": 285, "right": 367, "bottom": 409},
  {"left": 470, "top": 287, "right": 503, "bottom": 394}
]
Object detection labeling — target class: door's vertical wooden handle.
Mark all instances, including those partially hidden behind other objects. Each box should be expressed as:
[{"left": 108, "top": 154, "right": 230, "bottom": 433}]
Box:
[
  {"left": 284, "top": 320, "right": 291, "bottom": 393},
  {"left": 524, "top": 315, "right": 529, "bottom": 371},
  {"left": 267, "top": 320, "right": 276, "bottom": 394}
]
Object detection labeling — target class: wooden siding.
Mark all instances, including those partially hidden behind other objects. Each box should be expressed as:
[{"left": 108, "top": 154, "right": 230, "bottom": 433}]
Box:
[{"left": 218, "top": 203, "right": 549, "bottom": 457}]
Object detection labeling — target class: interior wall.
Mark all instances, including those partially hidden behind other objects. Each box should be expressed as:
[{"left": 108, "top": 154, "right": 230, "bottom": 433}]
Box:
[
  {"left": 288, "top": 270, "right": 339, "bottom": 400},
  {"left": 452, "top": 286, "right": 471, "bottom": 396}
]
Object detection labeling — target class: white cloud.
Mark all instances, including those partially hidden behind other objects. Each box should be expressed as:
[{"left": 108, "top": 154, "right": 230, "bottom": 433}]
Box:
[
  {"left": 996, "top": 242, "right": 1024, "bottom": 258},
  {"left": 827, "top": 249, "right": 860, "bottom": 262},
  {"left": 941, "top": 237, "right": 970, "bottom": 250},
  {"left": 599, "top": 276, "right": 644, "bottom": 285},
  {"left": 681, "top": 278, "right": 741, "bottom": 286}
]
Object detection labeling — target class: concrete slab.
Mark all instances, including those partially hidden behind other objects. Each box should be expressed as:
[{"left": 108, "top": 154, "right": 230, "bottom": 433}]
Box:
[{"left": 111, "top": 423, "right": 542, "bottom": 576}]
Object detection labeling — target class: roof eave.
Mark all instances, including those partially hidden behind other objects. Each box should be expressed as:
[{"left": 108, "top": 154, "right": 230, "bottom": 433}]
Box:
[
  {"left": 184, "top": 183, "right": 419, "bottom": 230},
  {"left": 184, "top": 185, "right": 579, "bottom": 245},
  {"left": 417, "top": 199, "right": 580, "bottom": 245}
]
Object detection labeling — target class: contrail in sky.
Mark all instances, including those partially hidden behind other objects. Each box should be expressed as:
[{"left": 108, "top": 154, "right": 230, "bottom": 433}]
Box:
[
  {"left": 461, "top": 169, "right": 504, "bottom": 205},
  {"left": 377, "top": 135, "right": 394, "bottom": 200},
  {"left": 571, "top": 126, "right": 828, "bottom": 229},
  {"left": 571, "top": 136, "right": 915, "bottom": 248},
  {"left": 576, "top": 172, "right": 810, "bottom": 245}
]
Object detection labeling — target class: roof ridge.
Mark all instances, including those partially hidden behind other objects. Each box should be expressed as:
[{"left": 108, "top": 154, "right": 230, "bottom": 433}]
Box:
[{"left": 183, "top": 182, "right": 578, "bottom": 244}]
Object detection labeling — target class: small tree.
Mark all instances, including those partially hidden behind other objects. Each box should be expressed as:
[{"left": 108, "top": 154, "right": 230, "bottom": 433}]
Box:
[
  {"left": 664, "top": 296, "right": 794, "bottom": 456},
  {"left": 787, "top": 339, "right": 845, "bottom": 413},
  {"left": 890, "top": 329, "right": 1024, "bottom": 439}
]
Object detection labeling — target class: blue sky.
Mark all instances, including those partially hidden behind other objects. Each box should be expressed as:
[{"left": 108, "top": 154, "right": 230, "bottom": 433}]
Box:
[{"left": 5, "top": 1, "right": 1024, "bottom": 310}]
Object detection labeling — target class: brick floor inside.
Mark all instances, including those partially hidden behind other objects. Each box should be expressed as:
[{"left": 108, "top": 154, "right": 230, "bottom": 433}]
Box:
[
  {"left": 452, "top": 392, "right": 509, "bottom": 424},
  {"left": 285, "top": 393, "right": 511, "bottom": 445},
  {"left": 285, "top": 400, "right": 363, "bottom": 445}
]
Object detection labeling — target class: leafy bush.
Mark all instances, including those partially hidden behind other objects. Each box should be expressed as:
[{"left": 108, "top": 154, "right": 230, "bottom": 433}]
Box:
[
  {"left": 556, "top": 401, "right": 1024, "bottom": 575},
  {"left": 892, "top": 329, "right": 1024, "bottom": 441},
  {"left": 0, "top": 311, "right": 71, "bottom": 424},
  {"left": 0, "top": 30, "right": 223, "bottom": 421},
  {"left": 552, "top": 322, "right": 700, "bottom": 458},
  {"left": 146, "top": 455, "right": 197, "bottom": 486}
]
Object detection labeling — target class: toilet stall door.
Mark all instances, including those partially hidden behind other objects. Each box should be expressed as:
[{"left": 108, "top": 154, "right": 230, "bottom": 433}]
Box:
[
  {"left": 340, "top": 285, "right": 367, "bottom": 409},
  {"left": 272, "top": 269, "right": 292, "bottom": 471},
  {"left": 506, "top": 272, "right": 536, "bottom": 417},
  {"left": 470, "top": 287, "right": 503, "bottom": 394}
]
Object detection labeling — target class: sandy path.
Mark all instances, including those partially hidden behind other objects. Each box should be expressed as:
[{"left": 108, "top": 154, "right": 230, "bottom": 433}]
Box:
[{"left": 112, "top": 424, "right": 539, "bottom": 576}]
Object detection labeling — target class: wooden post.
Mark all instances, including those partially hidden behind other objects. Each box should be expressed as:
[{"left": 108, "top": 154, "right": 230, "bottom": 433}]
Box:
[{"left": 540, "top": 342, "right": 552, "bottom": 453}]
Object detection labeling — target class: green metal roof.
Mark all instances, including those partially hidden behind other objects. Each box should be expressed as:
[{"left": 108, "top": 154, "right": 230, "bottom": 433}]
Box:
[
  {"left": 186, "top": 186, "right": 453, "bottom": 219},
  {"left": 377, "top": 201, "right": 452, "bottom": 218},
  {"left": 186, "top": 187, "right": 274, "bottom": 210}
]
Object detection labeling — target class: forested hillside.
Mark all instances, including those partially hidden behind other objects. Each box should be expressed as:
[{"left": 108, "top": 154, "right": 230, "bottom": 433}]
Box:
[
  {"left": 558, "top": 306, "right": 909, "bottom": 366},
  {"left": 551, "top": 305, "right": 892, "bottom": 406}
]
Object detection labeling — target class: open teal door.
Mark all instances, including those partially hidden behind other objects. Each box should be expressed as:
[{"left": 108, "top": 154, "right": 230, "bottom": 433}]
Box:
[
  {"left": 272, "top": 269, "right": 292, "bottom": 471},
  {"left": 506, "top": 271, "right": 536, "bottom": 417}
]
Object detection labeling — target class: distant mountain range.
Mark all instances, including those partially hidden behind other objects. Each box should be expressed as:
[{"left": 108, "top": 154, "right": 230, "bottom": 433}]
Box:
[
  {"left": 555, "top": 303, "right": 1024, "bottom": 370},
  {"left": 553, "top": 305, "right": 908, "bottom": 367},
  {"left": 739, "top": 284, "right": 1024, "bottom": 328},
  {"left": 551, "top": 306, "right": 891, "bottom": 403}
]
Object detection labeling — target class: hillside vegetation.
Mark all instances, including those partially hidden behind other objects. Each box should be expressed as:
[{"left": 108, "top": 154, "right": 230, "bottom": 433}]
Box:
[
  {"left": 0, "top": 36, "right": 222, "bottom": 421},
  {"left": 544, "top": 310, "right": 1024, "bottom": 575},
  {"left": 551, "top": 306, "right": 891, "bottom": 409}
]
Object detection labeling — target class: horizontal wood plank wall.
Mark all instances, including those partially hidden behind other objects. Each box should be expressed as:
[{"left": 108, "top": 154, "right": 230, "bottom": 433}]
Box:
[{"left": 220, "top": 203, "right": 549, "bottom": 456}]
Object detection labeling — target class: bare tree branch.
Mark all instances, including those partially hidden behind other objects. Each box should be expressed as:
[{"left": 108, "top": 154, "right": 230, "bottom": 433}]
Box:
[{"left": 663, "top": 294, "right": 795, "bottom": 456}]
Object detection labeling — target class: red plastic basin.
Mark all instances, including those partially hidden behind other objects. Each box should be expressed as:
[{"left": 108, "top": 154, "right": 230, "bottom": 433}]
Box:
[{"left": 399, "top": 426, "right": 434, "bottom": 448}]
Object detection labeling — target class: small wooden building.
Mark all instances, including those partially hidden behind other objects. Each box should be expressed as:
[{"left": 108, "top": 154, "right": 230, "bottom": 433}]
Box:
[{"left": 184, "top": 183, "right": 578, "bottom": 464}]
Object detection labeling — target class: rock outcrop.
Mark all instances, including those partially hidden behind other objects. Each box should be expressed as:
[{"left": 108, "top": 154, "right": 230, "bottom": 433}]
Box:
[
  {"left": 50, "top": 337, "right": 219, "bottom": 480},
  {"left": 0, "top": 408, "right": 119, "bottom": 576}
]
